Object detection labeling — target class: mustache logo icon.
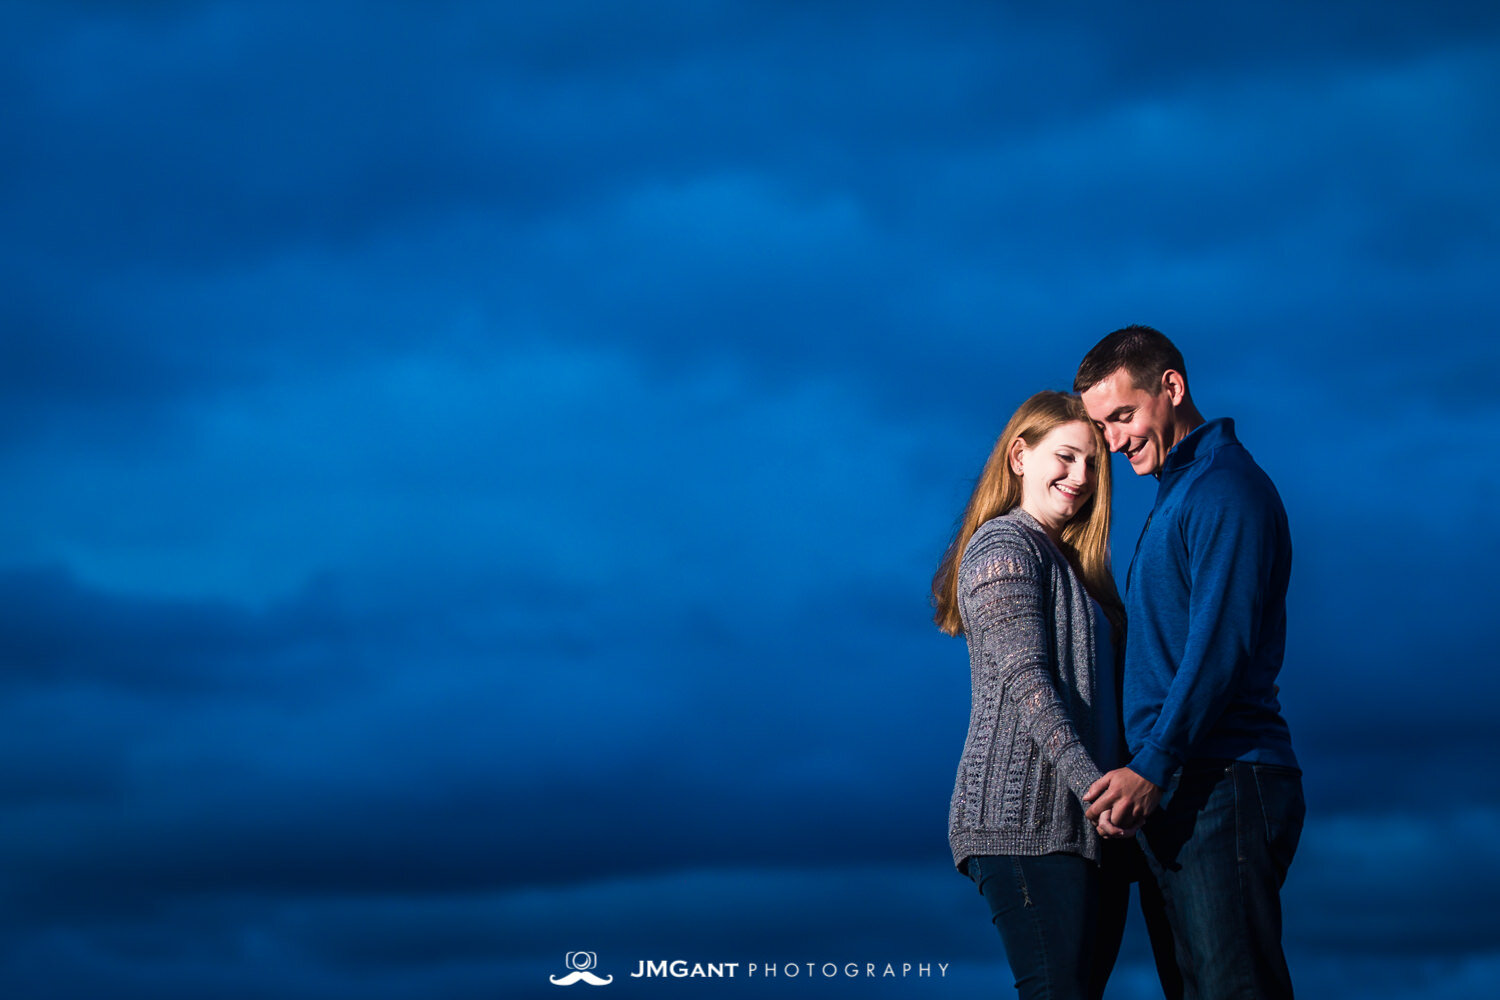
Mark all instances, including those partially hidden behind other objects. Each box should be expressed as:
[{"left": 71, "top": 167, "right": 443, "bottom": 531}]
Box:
[{"left": 549, "top": 970, "right": 614, "bottom": 986}]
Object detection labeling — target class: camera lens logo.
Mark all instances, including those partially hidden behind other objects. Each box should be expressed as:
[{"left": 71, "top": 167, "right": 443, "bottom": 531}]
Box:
[{"left": 550, "top": 951, "right": 613, "bottom": 987}]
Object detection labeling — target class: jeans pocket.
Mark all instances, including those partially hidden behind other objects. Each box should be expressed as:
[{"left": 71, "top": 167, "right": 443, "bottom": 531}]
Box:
[{"left": 1252, "top": 765, "right": 1305, "bottom": 880}]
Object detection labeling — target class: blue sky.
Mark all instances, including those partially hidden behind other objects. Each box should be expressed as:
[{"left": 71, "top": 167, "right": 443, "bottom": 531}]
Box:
[{"left": 2, "top": 2, "right": 1499, "bottom": 997}]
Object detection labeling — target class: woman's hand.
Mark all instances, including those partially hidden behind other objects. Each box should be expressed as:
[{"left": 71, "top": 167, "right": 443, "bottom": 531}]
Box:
[{"left": 1094, "top": 815, "right": 1141, "bottom": 838}]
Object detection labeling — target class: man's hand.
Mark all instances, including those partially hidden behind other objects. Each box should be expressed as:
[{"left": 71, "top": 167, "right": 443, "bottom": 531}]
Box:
[{"left": 1083, "top": 767, "right": 1162, "bottom": 833}]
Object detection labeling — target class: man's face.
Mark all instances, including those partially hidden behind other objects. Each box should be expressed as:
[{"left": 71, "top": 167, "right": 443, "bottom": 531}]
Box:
[{"left": 1079, "top": 369, "right": 1179, "bottom": 477}]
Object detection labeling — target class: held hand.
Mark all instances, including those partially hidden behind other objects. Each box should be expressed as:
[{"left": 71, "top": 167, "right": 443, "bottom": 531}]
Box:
[
  {"left": 1084, "top": 773, "right": 1139, "bottom": 838},
  {"left": 1094, "top": 814, "right": 1140, "bottom": 839},
  {"left": 1083, "top": 767, "right": 1163, "bottom": 831}
]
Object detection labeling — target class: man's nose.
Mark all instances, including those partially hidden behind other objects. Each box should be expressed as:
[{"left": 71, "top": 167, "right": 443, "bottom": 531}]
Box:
[{"left": 1103, "top": 425, "right": 1125, "bottom": 451}]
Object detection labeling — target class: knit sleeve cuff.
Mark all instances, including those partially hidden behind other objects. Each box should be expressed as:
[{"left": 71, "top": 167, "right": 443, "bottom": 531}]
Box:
[
  {"left": 1128, "top": 744, "right": 1179, "bottom": 790},
  {"left": 1060, "top": 743, "right": 1104, "bottom": 804}
]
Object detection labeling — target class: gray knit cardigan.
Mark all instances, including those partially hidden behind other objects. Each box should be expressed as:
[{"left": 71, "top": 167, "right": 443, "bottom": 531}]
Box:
[{"left": 948, "top": 507, "right": 1106, "bottom": 872}]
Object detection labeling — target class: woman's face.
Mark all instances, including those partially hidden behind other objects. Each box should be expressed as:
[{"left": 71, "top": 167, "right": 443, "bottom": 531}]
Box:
[{"left": 1015, "top": 420, "right": 1099, "bottom": 533}]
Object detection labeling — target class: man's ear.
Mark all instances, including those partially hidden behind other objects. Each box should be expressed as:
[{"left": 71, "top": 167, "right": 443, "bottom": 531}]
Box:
[{"left": 1161, "top": 369, "right": 1189, "bottom": 406}]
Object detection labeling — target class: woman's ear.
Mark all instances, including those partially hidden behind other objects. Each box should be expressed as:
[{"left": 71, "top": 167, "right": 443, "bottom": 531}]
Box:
[{"left": 1009, "top": 436, "right": 1027, "bottom": 476}]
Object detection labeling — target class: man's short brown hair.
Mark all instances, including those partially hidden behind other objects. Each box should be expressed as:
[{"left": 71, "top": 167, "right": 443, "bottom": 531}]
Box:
[{"left": 1073, "top": 324, "right": 1187, "bottom": 395}]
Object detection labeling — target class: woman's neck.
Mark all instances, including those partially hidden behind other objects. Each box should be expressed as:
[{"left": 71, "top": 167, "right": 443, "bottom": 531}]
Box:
[{"left": 1017, "top": 502, "right": 1064, "bottom": 542}]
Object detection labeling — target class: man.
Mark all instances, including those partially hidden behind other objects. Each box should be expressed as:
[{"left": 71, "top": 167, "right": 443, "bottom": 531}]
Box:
[{"left": 1075, "top": 325, "right": 1304, "bottom": 999}]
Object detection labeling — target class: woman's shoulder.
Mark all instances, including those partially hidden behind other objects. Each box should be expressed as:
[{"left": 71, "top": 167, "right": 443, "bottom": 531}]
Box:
[
  {"left": 960, "top": 511, "right": 1049, "bottom": 578},
  {"left": 970, "top": 508, "right": 1049, "bottom": 546}
]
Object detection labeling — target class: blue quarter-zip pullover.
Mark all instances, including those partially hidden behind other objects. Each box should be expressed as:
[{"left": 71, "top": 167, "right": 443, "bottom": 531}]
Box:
[{"left": 1123, "top": 418, "right": 1299, "bottom": 788}]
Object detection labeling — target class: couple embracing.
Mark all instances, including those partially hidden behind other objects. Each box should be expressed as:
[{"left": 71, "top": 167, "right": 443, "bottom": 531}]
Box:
[{"left": 933, "top": 326, "right": 1304, "bottom": 1000}]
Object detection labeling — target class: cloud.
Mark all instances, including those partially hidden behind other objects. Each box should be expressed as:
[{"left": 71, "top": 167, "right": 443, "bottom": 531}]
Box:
[
  {"left": 7, "top": 822, "right": 1494, "bottom": 999},
  {"left": 1286, "top": 809, "right": 1500, "bottom": 955}
]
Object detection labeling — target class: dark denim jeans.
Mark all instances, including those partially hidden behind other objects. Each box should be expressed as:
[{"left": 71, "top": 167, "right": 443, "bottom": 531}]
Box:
[
  {"left": 969, "top": 841, "right": 1177, "bottom": 1000},
  {"left": 1139, "top": 760, "right": 1305, "bottom": 1000}
]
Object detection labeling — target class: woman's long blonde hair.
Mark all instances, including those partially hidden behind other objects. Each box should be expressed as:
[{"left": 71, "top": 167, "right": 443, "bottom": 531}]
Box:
[{"left": 931, "top": 390, "right": 1124, "bottom": 640}]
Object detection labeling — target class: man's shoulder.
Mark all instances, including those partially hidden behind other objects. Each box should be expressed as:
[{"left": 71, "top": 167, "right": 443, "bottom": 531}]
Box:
[
  {"left": 1175, "top": 444, "right": 1289, "bottom": 543},
  {"left": 1183, "top": 441, "right": 1282, "bottom": 504}
]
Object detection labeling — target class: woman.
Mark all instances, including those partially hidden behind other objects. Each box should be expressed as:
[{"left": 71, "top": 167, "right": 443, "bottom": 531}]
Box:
[{"left": 931, "top": 390, "right": 1133, "bottom": 1000}]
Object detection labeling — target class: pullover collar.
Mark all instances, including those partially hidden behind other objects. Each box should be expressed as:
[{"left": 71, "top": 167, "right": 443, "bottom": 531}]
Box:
[{"left": 1160, "top": 417, "right": 1238, "bottom": 483}]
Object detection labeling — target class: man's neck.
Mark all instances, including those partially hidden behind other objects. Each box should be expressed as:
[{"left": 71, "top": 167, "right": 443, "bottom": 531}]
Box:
[
  {"left": 1169, "top": 409, "right": 1206, "bottom": 452},
  {"left": 1154, "top": 405, "right": 1207, "bottom": 479}
]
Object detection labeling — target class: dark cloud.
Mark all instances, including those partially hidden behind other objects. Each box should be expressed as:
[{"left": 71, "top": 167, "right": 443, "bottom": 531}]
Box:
[
  {"left": 5, "top": 1, "right": 1495, "bottom": 417},
  {"left": 0, "top": 566, "right": 353, "bottom": 694}
]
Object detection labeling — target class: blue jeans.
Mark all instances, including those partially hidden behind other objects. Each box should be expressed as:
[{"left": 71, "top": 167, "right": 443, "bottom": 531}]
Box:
[
  {"left": 969, "top": 841, "right": 1175, "bottom": 1000},
  {"left": 1139, "top": 760, "right": 1305, "bottom": 1000}
]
